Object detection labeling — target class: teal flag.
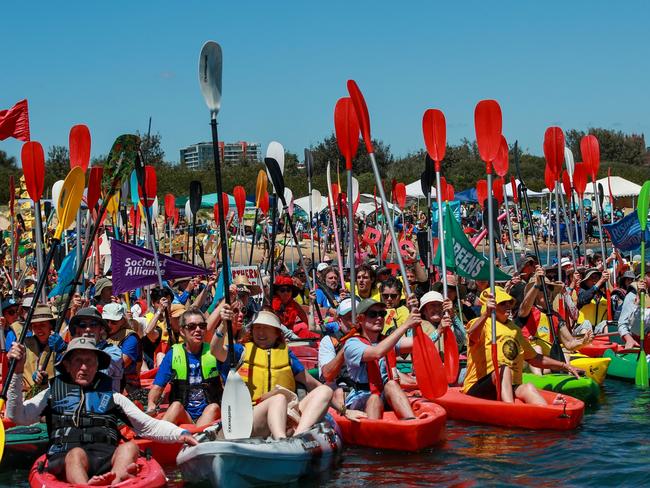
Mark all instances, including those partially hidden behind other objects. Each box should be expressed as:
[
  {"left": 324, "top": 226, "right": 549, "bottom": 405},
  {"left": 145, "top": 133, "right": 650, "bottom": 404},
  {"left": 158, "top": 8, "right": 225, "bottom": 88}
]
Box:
[{"left": 433, "top": 206, "right": 511, "bottom": 282}]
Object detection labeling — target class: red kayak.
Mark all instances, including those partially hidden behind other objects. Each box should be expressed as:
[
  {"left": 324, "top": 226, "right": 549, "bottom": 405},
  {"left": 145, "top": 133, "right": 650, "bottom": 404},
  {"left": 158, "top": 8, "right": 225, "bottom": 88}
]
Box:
[
  {"left": 329, "top": 396, "right": 446, "bottom": 451},
  {"left": 579, "top": 341, "right": 620, "bottom": 358},
  {"left": 432, "top": 387, "right": 584, "bottom": 430},
  {"left": 289, "top": 343, "right": 319, "bottom": 370},
  {"left": 120, "top": 417, "right": 218, "bottom": 467},
  {"left": 28, "top": 453, "right": 166, "bottom": 487}
]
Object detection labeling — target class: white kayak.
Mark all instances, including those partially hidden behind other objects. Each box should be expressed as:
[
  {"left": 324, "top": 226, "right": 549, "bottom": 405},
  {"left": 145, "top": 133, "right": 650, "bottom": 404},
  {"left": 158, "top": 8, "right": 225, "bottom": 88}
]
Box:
[{"left": 177, "top": 418, "right": 342, "bottom": 487}]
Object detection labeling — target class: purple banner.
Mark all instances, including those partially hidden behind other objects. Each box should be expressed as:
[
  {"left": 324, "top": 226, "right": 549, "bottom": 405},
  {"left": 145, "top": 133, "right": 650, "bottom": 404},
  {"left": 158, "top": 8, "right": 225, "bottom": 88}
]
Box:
[{"left": 111, "top": 239, "right": 209, "bottom": 294}]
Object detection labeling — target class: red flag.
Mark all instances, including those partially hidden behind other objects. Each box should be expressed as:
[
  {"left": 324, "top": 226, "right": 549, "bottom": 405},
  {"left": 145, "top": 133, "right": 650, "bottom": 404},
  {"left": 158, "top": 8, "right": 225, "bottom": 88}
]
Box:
[{"left": 0, "top": 99, "right": 30, "bottom": 142}]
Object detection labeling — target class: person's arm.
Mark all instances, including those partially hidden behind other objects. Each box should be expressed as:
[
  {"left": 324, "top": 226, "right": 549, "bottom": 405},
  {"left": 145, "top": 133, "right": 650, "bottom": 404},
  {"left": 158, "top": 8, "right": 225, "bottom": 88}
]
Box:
[
  {"left": 146, "top": 351, "right": 173, "bottom": 411},
  {"left": 618, "top": 292, "right": 640, "bottom": 348},
  {"left": 527, "top": 354, "right": 581, "bottom": 378},
  {"left": 518, "top": 266, "right": 545, "bottom": 318},
  {"left": 209, "top": 314, "right": 228, "bottom": 363},
  {"left": 5, "top": 343, "right": 49, "bottom": 425},
  {"left": 320, "top": 338, "right": 344, "bottom": 383},
  {"left": 361, "top": 311, "right": 420, "bottom": 362}
]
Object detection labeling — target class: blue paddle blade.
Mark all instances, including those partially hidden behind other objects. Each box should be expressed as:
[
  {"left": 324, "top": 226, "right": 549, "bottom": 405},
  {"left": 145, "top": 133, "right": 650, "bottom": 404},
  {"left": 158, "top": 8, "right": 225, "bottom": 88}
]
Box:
[{"left": 130, "top": 170, "right": 139, "bottom": 206}]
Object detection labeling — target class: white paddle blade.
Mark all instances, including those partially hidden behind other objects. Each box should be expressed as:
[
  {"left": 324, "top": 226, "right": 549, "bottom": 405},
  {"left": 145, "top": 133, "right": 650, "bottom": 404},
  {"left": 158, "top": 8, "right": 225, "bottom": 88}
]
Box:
[
  {"left": 284, "top": 188, "right": 294, "bottom": 217},
  {"left": 266, "top": 141, "right": 285, "bottom": 175},
  {"left": 326, "top": 162, "right": 334, "bottom": 207},
  {"left": 198, "top": 41, "right": 223, "bottom": 115},
  {"left": 222, "top": 369, "right": 253, "bottom": 439},
  {"left": 564, "top": 147, "right": 575, "bottom": 182},
  {"left": 311, "top": 189, "right": 322, "bottom": 213},
  {"left": 185, "top": 200, "right": 193, "bottom": 220},
  {"left": 152, "top": 196, "right": 159, "bottom": 220},
  {"left": 52, "top": 180, "right": 64, "bottom": 210},
  {"left": 351, "top": 176, "right": 360, "bottom": 204}
]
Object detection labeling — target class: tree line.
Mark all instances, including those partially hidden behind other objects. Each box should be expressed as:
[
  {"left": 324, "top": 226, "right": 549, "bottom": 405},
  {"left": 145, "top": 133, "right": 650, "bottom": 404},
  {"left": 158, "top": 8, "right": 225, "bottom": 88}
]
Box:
[{"left": 0, "top": 128, "right": 648, "bottom": 204}]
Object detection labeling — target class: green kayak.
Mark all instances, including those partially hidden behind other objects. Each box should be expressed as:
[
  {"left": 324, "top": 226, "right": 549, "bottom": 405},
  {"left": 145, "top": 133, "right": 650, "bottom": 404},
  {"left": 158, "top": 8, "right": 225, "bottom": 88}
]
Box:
[
  {"left": 2, "top": 423, "right": 48, "bottom": 467},
  {"left": 603, "top": 349, "right": 649, "bottom": 383},
  {"left": 522, "top": 373, "right": 600, "bottom": 405}
]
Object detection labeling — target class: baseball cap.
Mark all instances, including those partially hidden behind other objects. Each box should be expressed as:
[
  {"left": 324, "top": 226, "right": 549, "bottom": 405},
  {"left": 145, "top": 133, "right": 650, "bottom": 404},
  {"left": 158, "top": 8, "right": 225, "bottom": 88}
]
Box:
[
  {"left": 419, "top": 291, "right": 444, "bottom": 311},
  {"left": 102, "top": 302, "right": 125, "bottom": 321}
]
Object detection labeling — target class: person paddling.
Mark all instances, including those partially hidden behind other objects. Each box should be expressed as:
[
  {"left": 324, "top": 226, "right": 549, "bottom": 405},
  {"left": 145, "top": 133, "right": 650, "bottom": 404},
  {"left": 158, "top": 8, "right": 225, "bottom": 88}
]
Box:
[
  {"left": 6, "top": 337, "right": 197, "bottom": 485},
  {"left": 463, "top": 287, "right": 582, "bottom": 405}
]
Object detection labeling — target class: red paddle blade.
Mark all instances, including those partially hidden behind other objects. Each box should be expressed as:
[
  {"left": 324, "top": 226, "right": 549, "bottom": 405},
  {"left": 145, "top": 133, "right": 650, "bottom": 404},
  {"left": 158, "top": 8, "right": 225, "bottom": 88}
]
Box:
[
  {"left": 439, "top": 176, "right": 447, "bottom": 202},
  {"left": 69, "top": 124, "right": 91, "bottom": 172},
  {"left": 422, "top": 109, "right": 446, "bottom": 170},
  {"left": 394, "top": 182, "right": 406, "bottom": 209},
  {"left": 442, "top": 326, "right": 460, "bottom": 384},
  {"left": 259, "top": 191, "right": 270, "bottom": 215},
  {"left": 561, "top": 171, "right": 572, "bottom": 198},
  {"left": 544, "top": 164, "right": 556, "bottom": 193},
  {"left": 331, "top": 183, "right": 340, "bottom": 209},
  {"left": 412, "top": 326, "right": 448, "bottom": 399},
  {"left": 164, "top": 193, "right": 176, "bottom": 218},
  {"left": 446, "top": 184, "right": 455, "bottom": 201},
  {"left": 213, "top": 203, "right": 221, "bottom": 225},
  {"left": 474, "top": 100, "right": 502, "bottom": 166},
  {"left": 581, "top": 134, "right": 600, "bottom": 182},
  {"left": 493, "top": 135, "right": 509, "bottom": 177},
  {"left": 493, "top": 177, "right": 504, "bottom": 205},
  {"left": 138, "top": 166, "right": 157, "bottom": 208},
  {"left": 334, "top": 97, "right": 360, "bottom": 170},
  {"left": 173, "top": 208, "right": 179, "bottom": 228},
  {"left": 573, "top": 162, "right": 588, "bottom": 197},
  {"left": 233, "top": 185, "right": 246, "bottom": 220},
  {"left": 213, "top": 194, "right": 230, "bottom": 225},
  {"left": 346, "top": 80, "right": 374, "bottom": 154},
  {"left": 476, "top": 179, "right": 488, "bottom": 208},
  {"left": 510, "top": 176, "right": 518, "bottom": 203},
  {"left": 87, "top": 166, "right": 104, "bottom": 211},
  {"left": 543, "top": 126, "right": 564, "bottom": 181},
  {"left": 21, "top": 141, "right": 46, "bottom": 201}
]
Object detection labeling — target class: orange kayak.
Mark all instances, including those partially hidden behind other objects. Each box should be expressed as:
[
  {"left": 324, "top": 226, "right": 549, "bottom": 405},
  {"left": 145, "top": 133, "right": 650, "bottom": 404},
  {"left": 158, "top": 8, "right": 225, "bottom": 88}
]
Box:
[
  {"left": 432, "top": 387, "right": 584, "bottom": 430},
  {"left": 329, "top": 396, "right": 446, "bottom": 451}
]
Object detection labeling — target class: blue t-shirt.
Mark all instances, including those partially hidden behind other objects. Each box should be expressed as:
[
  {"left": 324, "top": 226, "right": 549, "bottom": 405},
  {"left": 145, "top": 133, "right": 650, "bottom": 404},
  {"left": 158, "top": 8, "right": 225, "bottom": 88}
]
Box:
[
  {"left": 4, "top": 329, "right": 17, "bottom": 351},
  {"left": 154, "top": 348, "right": 211, "bottom": 420},
  {"left": 119, "top": 334, "right": 142, "bottom": 379},
  {"left": 315, "top": 288, "right": 342, "bottom": 309},
  {"left": 218, "top": 343, "right": 245, "bottom": 382},
  {"left": 343, "top": 338, "right": 389, "bottom": 385}
]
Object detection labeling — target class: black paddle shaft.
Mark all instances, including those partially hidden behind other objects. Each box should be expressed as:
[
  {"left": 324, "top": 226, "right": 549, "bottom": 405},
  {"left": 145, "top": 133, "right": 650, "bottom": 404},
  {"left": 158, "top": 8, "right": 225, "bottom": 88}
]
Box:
[
  {"left": 514, "top": 142, "right": 563, "bottom": 361},
  {"left": 210, "top": 118, "right": 235, "bottom": 368}
]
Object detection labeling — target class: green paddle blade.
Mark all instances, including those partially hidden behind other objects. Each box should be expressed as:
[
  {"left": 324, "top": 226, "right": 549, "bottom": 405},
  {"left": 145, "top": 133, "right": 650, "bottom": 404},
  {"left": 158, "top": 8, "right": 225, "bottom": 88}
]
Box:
[
  {"left": 637, "top": 181, "right": 650, "bottom": 232},
  {"left": 102, "top": 134, "right": 140, "bottom": 197}
]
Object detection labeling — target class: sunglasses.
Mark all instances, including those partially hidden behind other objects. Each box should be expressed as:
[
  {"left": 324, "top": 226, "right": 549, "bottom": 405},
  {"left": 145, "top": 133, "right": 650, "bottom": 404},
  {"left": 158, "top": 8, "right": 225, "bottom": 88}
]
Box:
[
  {"left": 366, "top": 310, "right": 387, "bottom": 319},
  {"left": 381, "top": 293, "right": 399, "bottom": 300},
  {"left": 77, "top": 321, "right": 102, "bottom": 329},
  {"left": 277, "top": 287, "right": 293, "bottom": 293},
  {"left": 184, "top": 322, "right": 208, "bottom": 331}
]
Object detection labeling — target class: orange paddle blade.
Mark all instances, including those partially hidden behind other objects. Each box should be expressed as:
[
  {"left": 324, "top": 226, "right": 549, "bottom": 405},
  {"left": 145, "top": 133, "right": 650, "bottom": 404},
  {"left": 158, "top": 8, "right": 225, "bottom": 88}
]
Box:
[
  {"left": 21, "top": 141, "right": 45, "bottom": 201},
  {"left": 347, "top": 80, "right": 373, "bottom": 154},
  {"left": 493, "top": 135, "right": 509, "bottom": 177},
  {"left": 69, "top": 124, "right": 91, "bottom": 172},
  {"left": 474, "top": 100, "right": 502, "bottom": 166},
  {"left": 573, "top": 162, "right": 588, "bottom": 197},
  {"left": 422, "top": 109, "right": 446, "bottom": 170},
  {"left": 413, "top": 326, "right": 448, "bottom": 399},
  {"left": 334, "top": 97, "right": 360, "bottom": 170},
  {"left": 581, "top": 134, "right": 600, "bottom": 182},
  {"left": 233, "top": 185, "right": 246, "bottom": 220}
]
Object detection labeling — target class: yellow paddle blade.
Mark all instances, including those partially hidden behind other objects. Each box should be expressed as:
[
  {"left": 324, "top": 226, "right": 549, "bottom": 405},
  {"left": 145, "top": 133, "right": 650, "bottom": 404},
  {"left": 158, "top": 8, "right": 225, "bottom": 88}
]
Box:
[
  {"left": 255, "top": 170, "right": 268, "bottom": 207},
  {"left": 0, "top": 397, "right": 6, "bottom": 461},
  {"left": 107, "top": 193, "right": 120, "bottom": 218},
  {"left": 54, "top": 167, "right": 85, "bottom": 240}
]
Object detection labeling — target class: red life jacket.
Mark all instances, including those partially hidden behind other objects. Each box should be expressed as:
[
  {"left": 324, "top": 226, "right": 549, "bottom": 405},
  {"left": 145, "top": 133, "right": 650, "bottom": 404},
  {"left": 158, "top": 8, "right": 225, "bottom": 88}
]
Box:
[{"left": 345, "top": 332, "right": 397, "bottom": 396}]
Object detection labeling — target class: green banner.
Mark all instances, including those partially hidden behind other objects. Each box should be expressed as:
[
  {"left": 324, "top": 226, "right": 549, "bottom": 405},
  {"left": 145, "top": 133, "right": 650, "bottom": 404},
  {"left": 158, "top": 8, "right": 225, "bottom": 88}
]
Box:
[{"left": 433, "top": 205, "right": 511, "bottom": 282}]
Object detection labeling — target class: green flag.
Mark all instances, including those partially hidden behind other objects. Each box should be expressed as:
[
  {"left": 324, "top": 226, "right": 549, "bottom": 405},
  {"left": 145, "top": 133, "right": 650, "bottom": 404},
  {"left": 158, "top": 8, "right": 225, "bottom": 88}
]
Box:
[{"left": 433, "top": 205, "right": 511, "bottom": 281}]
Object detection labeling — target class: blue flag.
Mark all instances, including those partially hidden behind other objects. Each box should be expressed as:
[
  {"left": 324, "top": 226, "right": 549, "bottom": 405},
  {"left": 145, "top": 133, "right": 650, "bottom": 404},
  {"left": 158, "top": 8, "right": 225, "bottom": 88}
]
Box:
[
  {"left": 48, "top": 247, "right": 78, "bottom": 298},
  {"left": 603, "top": 212, "right": 650, "bottom": 252},
  {"left": 208, "top": 262, "right": 231, "bottom": 313}
]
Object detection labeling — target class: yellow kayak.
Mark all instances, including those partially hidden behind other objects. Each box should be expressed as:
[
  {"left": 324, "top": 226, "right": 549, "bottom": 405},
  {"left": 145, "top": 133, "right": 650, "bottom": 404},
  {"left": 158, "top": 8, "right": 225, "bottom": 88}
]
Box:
[{"left": 570, "top": 355, "right": 611, "bottom": 385}]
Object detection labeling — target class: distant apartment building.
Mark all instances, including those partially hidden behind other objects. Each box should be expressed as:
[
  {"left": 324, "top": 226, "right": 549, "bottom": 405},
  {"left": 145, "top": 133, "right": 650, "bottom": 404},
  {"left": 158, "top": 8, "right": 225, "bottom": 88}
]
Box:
[{"left": 179, "top": 141, "right": 261, "bottom": 170}]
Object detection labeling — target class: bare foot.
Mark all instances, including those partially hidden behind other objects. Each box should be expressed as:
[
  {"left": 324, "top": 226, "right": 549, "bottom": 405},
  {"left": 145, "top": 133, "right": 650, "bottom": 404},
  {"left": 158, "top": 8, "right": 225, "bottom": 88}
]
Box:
[
  {"left": 125, "top": 462, "right": 140, "bottom": 476},
  {"left": 552, "top": 394, "right": 566, "bottom": 405},
  {"left": 87, "top": 472, "right": 116, "bottom": 486}
]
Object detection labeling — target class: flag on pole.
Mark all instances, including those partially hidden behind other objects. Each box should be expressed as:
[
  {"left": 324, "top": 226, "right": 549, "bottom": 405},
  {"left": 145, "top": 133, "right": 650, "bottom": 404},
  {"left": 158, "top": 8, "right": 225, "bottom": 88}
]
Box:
[
  {"left": 433, "top": 205, "right": 511, "bottom": 281},
  {"left": 0, "top": 99, "right": 30, "bottom": 142},
  {"left": 111, "top": 239, "right": 208, "bottom": 294},
  {"left": 48, "top": 246, "right": 77, "bottom": 298},
  {"left": 603, "top": 211, "right": 650, "bottom": 252}
]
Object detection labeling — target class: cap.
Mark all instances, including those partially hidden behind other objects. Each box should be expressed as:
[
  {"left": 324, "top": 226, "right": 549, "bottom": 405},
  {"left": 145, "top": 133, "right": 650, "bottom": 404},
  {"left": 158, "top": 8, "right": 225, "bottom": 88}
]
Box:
[
  {"left": 94, "top": 277, "right": 113, "bottom": 297},
  {"left": 69, "top": 307, "right": 108, "bottom": 333},
  {"left": 356, "top": 299, "right": 386, "bottom": 315},
  {"left": 317, "top": 263, "right": 329, "bottom": 273},
  {"left": 479, "top": 286, "right": 516, "bottom": 305},
  {"left": 517, "top": 256, "right": 536, "bottom": 273},
  {"left": 337, "top": 298, "right": 360, "bottom": 316},
  {"left": 419, "top": 291, "right": 444, "bottom": 311},
  {"left": 583, "top": 268, "right": 602, "bottom": 281},
  {"left": 31, "top": 304, "right": 56, "bottom": 324},
  {"left": 1, "top": 298, "right": 18, "bottom": 311},
  {"left": 170, "top": 303, "right": 186, "bottom": 318},
  {"left": 251, "top": 310, "right": 283, "bottom": 330},
  {"left": 102, "top": 302, "right": 125, "bottom": 321},
  {"left": 55, "top": 337, "right": 111, "bottom": 373},
  {"left": 560, "top": 257, "right": 573, "bottom": 268}
]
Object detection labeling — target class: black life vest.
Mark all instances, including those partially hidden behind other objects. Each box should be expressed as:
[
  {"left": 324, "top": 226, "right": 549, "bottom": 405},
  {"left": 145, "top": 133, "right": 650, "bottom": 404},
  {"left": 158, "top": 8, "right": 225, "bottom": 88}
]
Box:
[{"left": 45, "top": 372, "right": 127, "bottom": 457}]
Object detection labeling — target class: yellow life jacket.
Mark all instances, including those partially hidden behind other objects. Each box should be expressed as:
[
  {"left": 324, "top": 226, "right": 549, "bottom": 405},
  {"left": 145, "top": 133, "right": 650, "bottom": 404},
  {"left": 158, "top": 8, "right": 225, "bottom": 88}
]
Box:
[
  {"left": 579, "top": 296, "right": 608, "bottom": 325},
  {"left": 238, "top": 342, "right": 295, "bottom": 402},
  {"left": 22, "top": 336, "right": 55, "bottom": 391}
]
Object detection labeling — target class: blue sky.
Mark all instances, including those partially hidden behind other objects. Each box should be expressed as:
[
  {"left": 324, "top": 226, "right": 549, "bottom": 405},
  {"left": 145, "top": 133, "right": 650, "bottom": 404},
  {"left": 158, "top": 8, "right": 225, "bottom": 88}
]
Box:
[{"left": 2, "top": 1, "right": 648, "bottom": 166}]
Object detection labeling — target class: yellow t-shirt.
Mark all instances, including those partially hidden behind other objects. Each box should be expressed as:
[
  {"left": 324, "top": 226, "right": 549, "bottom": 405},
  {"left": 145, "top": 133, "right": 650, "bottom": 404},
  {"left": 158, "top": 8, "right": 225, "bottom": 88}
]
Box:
[
  {"left": 382, "top": 306, "right": 410, "bottom": 334},
  {"left": 462, "top": 316, "right": 537, "bottom": 393}
]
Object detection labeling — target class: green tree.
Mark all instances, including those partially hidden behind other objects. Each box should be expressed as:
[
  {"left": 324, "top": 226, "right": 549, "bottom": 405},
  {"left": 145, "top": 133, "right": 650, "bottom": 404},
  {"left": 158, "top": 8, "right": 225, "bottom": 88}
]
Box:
[
  {"left": 137, "top": 131, "right": 166, "bottom": 167},
  {"left": 45, "top": 145, "right": 71, "bottom": 188}
]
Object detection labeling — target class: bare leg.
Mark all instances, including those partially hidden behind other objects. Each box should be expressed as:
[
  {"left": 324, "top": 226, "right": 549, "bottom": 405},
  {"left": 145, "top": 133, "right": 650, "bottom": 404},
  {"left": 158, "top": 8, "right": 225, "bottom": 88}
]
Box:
[
  {"left": 162, "top": 401, "right": 192, "bottom": 425},
  {"left": 383, "top": 380, "right": 415, "bottom": 419},
  {"left": 252, "top": 394, "right": 288, "bottom": 439},
  {"left": 64, "top": 447, "right": 91, "bottom": 484},
  {"left": 365, "top": 393, "right": 384, "bottom": 420},
  {"left": 514, "top": 382, "right": 548, "bottom": 405},
  {"left": 295, "top": 385, "right": 333, "bottom": 435},
  {"left": 332, "top": 387, "right": 345, "bottom": 407},
  {"left": 499, "top": 366, "right": 515, "bottom": 403},
  {"left": 196, "top": 403, "right": 221, "bottom": 428},
  {"left": 110, "top": 441, "right": 140, "bottom": 484}
]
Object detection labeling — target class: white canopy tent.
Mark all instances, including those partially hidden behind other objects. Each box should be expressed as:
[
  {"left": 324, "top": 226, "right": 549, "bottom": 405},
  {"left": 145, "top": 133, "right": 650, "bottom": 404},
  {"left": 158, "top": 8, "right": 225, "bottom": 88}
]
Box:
[
  {"left": 404, "top": 179, "right": 437, "bottom": 199},
  {"left": 293, "top": 193, "right": 401, "bottom": 217},
  {"left": 583, "top": 176, "right": 641, "bottom": 197},
  {"left": 506, "top": 179, "right": 546, "bottom": 198}
]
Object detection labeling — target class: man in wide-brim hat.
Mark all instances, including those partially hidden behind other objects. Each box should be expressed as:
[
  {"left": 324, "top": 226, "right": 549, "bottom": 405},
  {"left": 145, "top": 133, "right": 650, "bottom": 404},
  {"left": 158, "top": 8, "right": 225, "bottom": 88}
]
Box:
[{"left": 6, "top": 337, "right": 196, "bottom": 485}]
